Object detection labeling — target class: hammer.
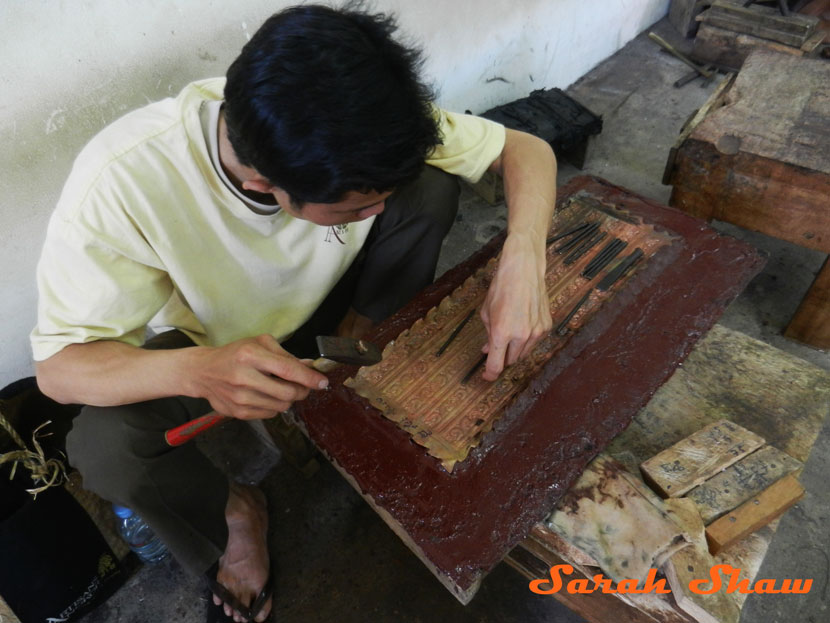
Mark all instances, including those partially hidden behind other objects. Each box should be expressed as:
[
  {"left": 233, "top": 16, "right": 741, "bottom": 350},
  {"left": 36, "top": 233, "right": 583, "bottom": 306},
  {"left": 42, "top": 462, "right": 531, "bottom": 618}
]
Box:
[
  {"left": 648, "top": 32, "right": 715, "bottom": 80},
  {"left": 164, "top": 336, "right": 382, "bottom": 446}
]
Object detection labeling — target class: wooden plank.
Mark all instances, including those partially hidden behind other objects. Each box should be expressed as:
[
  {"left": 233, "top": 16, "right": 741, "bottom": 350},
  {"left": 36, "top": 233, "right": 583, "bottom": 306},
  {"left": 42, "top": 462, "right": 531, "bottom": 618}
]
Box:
[
  {"left": 691, "top": 22, "right": 804, "bottom": 71},
  {"left": 702, "top": 12, "right": 811, "bottom": 47},
  {"left": 528, "top": 523, "right": 599, "bottom": 567},
  {"left": 510, "top": 529, "right": 699, "bottom": 623},
  {"left": 785, "top": 257, "right": 830, "bottom": 348},
  {"left": 663, "top": 498, "right": 741, "bottom": 623},
  {"left": 640, "top": 420, "right": 765, "bottom": 498},
  {"left": 705, "top": 474, "right": 805, "bottom": 554},
  {"left": 712, "top": 524, "right": 774, "bottom": 609},
  {"left": 505, "top": 545, "right": 676, "bottom": 623},
  {"left": 707, "top": 0, "right": 819, "bottom": 36},
  {"left": 802, "top": 29, "right": 828, "bottom": 53},
  {"left": 606, "top": 325, "right": 830, "bottom": 467},
  {"left": 685, "top": 445, "right": 803, "bottom": 523}
]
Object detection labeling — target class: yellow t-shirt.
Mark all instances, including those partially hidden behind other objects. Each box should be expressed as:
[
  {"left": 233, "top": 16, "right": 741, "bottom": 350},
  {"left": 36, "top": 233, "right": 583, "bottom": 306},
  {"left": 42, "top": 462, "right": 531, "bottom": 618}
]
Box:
[{"left": 31, "top": 78, "right": 505, "bottom": 360}]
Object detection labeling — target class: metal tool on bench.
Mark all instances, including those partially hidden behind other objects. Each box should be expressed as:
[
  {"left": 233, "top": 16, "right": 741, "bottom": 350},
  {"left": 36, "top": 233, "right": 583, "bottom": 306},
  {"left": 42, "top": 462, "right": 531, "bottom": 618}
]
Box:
[
  {"left": 674, "top": 64, "right": 717, "bottom": 88},
  {"left": 164, "top": 336, "right": 382, "bottom": 446},
  {"left": 648, "top": 32, "right": 716, "bottom": 88}
]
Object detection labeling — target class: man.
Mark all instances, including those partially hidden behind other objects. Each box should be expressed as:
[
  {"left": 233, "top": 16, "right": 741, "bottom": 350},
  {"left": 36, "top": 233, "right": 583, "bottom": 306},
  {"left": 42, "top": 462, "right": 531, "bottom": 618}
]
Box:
[{"left": 32, "top": 5, "right": 556, "bottom": 622}]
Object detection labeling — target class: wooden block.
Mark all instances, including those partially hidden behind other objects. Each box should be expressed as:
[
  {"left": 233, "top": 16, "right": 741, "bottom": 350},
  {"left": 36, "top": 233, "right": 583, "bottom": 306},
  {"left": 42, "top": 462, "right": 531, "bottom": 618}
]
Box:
[
  {"left": 705, "top": 473, "right": 804, "bottom": 554},
  {"left": 640, "top": 420, "right": 765, "bottom": 498},
  {"left": 785, "top": 257, "right": 830, "bottom": 349},
  {"left": 670, "top": 134, "right": 830, "bottom": 253},
  {"left": 686, "top": 445, "right": 803, "bottom": 523},
  {"left": 668, "top": 50, "right": 830, "bottom": 256},
  {"left": 692, "top": 22, "right": 804, "bottom": 71},
  {"left": 706, "top": 0, "right": 819, "bottom": 38}
]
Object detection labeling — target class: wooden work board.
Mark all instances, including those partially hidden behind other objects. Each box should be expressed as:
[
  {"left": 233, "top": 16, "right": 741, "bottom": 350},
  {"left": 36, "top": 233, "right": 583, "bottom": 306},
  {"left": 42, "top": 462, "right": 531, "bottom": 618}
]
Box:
[
  {"left": 505, "top": 323, "right": 830, "bottom": 623},
  {"left": 292, "top": 176, "right": 764, "bottom": 603},
  {"left": 665, "top": 49, "right": 830, "bottom": 348}
]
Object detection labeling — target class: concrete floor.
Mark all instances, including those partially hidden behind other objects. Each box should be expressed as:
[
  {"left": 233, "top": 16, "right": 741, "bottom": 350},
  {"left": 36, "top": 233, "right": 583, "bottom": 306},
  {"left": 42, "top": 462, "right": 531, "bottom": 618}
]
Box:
[{"left": 79, "top": 18, "right": 830, "bottom": 623}]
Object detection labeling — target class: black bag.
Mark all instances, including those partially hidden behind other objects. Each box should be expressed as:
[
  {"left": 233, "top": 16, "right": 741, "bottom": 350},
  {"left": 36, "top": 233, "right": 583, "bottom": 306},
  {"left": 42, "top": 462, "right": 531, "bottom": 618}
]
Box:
[{"left": 0, "top": 378, "right": 128, "bottom": 622}]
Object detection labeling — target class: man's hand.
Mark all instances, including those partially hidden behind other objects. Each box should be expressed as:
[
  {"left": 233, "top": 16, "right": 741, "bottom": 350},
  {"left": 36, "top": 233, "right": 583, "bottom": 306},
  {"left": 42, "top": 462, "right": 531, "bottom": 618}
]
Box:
[
  {"left": 35, "top": 334, "right": 327, "bottom": 417},
  {"left": 479, "top": 128, "right": 557, "bottom": 382},
  {"left": 480, "top": 232, "right": 551, "bottom": 381},
  {"left": 186, "top": 334, "right": 329, "bottom": 420}
]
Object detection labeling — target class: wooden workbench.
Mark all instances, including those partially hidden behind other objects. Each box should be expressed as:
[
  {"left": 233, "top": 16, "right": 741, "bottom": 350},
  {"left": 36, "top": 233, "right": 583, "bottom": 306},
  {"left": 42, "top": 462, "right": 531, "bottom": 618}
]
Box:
[
  {"left": 665, "top": 49, "right": 830, "bottom": 348},
  {"left": 293, "top": 175, "right": 764, "bottom": 604},
  {"left": 505, "top": 323, "right": 830, "bottom": 622}
]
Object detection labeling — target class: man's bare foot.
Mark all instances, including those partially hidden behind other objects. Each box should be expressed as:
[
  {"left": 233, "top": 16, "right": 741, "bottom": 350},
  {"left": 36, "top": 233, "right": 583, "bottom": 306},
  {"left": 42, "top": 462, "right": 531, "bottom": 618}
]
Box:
[{"left": 213, "top": 482, "right": 271, "bottom": 622}]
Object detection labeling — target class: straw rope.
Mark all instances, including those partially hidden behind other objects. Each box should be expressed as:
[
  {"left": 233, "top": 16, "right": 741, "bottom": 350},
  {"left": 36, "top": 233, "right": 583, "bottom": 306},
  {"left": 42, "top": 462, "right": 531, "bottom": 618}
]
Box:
[{"left": 0, "top": 405, "right": 68, "bottom": 497}]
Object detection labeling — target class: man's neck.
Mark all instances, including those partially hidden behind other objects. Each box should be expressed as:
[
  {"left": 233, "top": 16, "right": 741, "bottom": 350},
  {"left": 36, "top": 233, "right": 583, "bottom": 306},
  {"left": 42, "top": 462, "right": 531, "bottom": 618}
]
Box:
[{"left": 217, "top": 111, "right": 278, "bottom": 206}]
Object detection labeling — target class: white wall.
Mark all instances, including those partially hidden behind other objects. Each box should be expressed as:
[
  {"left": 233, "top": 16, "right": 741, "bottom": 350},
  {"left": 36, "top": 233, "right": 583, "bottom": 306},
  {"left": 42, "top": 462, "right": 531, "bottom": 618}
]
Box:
[{"left": 0, "top": 0, "right": 668, "bottom": 388}]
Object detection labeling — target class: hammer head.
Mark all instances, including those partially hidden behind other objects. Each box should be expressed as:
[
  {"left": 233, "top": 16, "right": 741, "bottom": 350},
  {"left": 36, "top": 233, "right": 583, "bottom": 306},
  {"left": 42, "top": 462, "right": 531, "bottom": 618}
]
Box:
[{"left": 315, "top": 336, "right": 382, "bottom": 366}]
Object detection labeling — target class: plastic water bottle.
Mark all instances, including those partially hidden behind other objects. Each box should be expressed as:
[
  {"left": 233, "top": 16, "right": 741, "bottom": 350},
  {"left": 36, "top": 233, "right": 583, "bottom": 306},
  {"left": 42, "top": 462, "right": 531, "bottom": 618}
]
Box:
[{"left": 113, "top": 504, "right": 170, "bottom": 564}]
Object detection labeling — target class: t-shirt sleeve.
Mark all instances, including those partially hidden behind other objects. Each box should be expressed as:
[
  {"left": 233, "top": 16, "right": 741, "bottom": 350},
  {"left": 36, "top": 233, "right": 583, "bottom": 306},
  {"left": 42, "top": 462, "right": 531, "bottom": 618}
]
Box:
[
  {"left": 31, "top": 197, "right": 173, "bottom": 361},
  {"left": 425, "top": 107, "right": 506, "bottom": 184}
]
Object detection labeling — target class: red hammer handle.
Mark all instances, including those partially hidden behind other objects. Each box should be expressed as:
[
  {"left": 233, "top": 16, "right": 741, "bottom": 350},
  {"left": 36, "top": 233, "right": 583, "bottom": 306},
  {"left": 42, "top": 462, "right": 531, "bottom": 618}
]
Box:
[
  {"left": 162, "top": 350, "right": 359, "bottom": 446},
  {"left": 165, "top": 411, "right": 227, "bottom": 446}
]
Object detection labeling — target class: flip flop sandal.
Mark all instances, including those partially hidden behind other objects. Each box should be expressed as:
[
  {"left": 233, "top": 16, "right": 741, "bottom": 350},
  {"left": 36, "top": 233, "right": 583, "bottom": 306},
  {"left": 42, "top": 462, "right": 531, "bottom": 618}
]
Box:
[{"left": 205, "top": 560, "right": 274, "bottom": 622}]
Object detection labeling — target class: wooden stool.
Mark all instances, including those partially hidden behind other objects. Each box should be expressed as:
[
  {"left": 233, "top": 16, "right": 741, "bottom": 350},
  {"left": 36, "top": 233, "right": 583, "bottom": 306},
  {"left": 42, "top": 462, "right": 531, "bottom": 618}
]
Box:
[{"left": 665, "top": 49, "right": 830, "bottom": 349}]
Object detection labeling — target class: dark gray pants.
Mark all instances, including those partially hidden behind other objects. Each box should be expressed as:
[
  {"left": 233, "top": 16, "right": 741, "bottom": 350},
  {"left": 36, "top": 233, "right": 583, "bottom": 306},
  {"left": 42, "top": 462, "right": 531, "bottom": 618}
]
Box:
[{"left": 65, "top": 166, "right": 460, "bottom": 575}]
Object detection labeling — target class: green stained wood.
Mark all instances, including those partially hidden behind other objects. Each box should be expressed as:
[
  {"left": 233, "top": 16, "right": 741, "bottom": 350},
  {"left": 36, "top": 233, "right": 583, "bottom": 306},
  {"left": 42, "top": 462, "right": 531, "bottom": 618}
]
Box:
[
  {"left": 640, "top": 420, "right": 766, "bottom": 498},
  {"left": 606, "top": 324, "right": 830, "bottom": 465},
  {"left": 685, "top": 445, "right": 803, "bottom": 524}
]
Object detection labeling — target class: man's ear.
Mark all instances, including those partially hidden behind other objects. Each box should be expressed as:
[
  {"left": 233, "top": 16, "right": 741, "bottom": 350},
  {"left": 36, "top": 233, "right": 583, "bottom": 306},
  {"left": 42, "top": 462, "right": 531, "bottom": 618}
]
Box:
[{"left": 241, "top": 176, "right": 278, "bottom": 195}]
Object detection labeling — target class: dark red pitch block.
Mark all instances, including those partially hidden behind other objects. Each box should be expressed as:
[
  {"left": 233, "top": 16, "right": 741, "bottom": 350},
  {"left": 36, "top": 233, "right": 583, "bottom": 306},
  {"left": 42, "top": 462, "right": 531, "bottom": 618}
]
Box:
[{"left": 292, "top": 176, "right": 765, "bottom": 603}]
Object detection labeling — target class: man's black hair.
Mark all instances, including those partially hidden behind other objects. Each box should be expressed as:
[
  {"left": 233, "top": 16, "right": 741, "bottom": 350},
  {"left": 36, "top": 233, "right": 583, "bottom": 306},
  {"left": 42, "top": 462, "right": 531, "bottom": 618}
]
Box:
[{"left": 223, "top": 3, "right": 442, "bottom": 206}]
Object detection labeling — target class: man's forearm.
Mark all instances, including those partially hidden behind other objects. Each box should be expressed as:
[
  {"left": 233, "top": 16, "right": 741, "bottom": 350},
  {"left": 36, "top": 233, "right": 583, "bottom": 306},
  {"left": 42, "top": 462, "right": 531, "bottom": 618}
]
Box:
[
  {"left": 36, "top": 334, "right": 329, "bottom": 419},
  {"left": 496, "top": 128, "right": 558, "bottom": 246},
  {"left": 35, "top": 340, "right": 197, "bottom": 406},
  {"left": 477, "top": 128, "right": 558, "bottom": 379}
]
